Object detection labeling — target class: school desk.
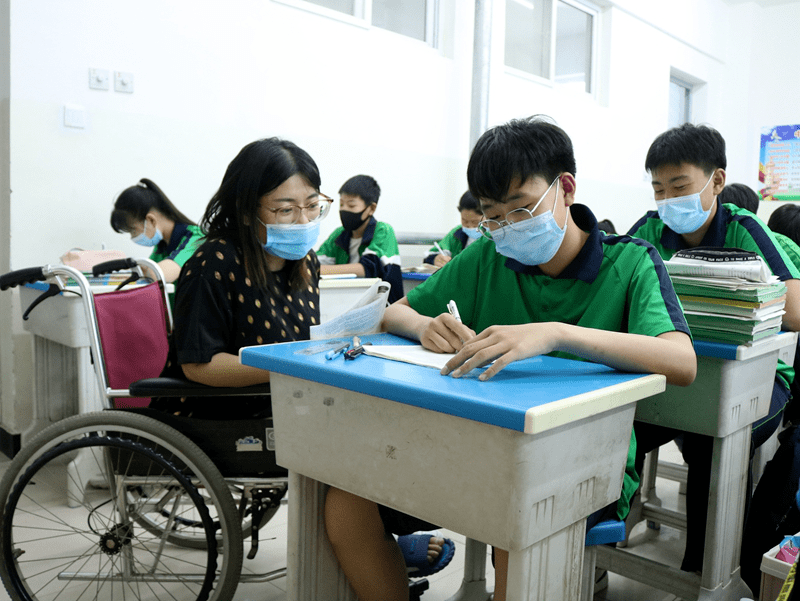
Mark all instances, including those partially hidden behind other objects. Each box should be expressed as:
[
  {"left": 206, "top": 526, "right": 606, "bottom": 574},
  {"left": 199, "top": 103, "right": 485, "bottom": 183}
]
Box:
[
  {"left": 240, "top": 333, "right": 667, "bottom": 600},
  {"left": 596, "top": 331, "right": 798, "bottom": 601},
  {"left": 13, "top": 278, "right": 374, "bottom": 444},
  {"left": 402, "top": 271, "right": 431, "bottom": 295}
]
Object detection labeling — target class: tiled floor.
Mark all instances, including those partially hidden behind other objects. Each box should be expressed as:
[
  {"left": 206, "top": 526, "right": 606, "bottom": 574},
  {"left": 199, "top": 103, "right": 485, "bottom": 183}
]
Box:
[{"left": 0, "top": 442, "right": 742, "bottom": 601}]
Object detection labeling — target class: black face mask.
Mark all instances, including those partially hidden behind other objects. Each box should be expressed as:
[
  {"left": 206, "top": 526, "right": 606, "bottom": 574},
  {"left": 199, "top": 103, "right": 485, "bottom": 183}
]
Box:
[{"left": 340, "top": 209, "right": 370, "bottom": 232}]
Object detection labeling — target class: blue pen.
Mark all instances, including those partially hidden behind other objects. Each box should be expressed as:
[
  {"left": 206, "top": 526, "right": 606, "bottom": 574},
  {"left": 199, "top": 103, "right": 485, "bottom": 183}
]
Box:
[{"left": 325, "top": 342, "right": 350, "bottom": 360}]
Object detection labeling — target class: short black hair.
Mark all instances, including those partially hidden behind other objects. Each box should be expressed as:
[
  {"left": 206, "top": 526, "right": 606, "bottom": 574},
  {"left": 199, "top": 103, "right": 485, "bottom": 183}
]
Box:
[
  {"left": 645, "top": 123, "right": 727, "bottom": 175},
  {"left": 467, "top": 115, "right": 576, "bottom": 203},
  {"left": 768, "top": 204, "right": 800, "bottom": 247},
  {"left": 339, "top": 175, "right": 381, "bottom": 205},
  {"left": 718, "top": 183, "right": 759, "bottom": 214},
  {"left": 457, "top": 191, "right": 479, "bottom": 212},
  {"left": 597, "top": 219, "right": 617, "bottom": 235}
]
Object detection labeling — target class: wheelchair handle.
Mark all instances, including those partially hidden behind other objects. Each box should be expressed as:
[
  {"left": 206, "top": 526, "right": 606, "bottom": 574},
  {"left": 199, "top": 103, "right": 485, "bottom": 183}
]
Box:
[
  {"left": 0, "top": 267, "right": 47, "bottom": 291},
  {"left": 93, "top": 258, "right": 139, "bottom": 277}
]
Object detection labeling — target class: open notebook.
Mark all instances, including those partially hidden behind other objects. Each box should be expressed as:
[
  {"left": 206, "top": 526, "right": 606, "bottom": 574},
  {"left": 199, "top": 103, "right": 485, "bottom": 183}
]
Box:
[{"left": 361, "top": 344, "right": 456, "bottom": 370}]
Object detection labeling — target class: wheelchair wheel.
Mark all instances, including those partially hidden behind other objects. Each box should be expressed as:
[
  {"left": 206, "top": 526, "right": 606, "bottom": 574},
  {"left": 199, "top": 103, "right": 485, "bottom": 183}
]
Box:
[
  {"left": 0, "top": 412, "right": 243, "bottom": 601},
  {"left": 131, "top": 480, "right": 286, "bottom": 551}
]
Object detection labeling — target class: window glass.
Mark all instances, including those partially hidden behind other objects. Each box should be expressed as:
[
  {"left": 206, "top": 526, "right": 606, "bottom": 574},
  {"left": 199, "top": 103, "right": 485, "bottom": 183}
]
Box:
[
  {"left": 505, "top": 0, "right": 550, "bottom": 78},
  {"left": 303, "top": 0, "right": 355, "bottom": 15},
  {"left": 372, "top": 0, "right": 427, "bottom": 41},
  {"left": 669, "top": 78, "right": 692, "bottom": 128},
  {"left": 555, "top": 1, "right": 592, "bottom": 93}
]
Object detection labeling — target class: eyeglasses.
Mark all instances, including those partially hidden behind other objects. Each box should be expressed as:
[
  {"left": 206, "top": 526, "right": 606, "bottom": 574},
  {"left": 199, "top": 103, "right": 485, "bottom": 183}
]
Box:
[
  {"left": 261, "top": 194, "right": 333, "bottom": 225},
  {"left": 478, "top": 177, "right": 560, "bottom": 241}
]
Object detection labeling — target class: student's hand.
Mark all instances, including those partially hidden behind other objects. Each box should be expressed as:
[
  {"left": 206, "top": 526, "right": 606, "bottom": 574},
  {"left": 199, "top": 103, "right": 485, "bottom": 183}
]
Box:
[
  {"left": 433, "top": 253, "right": 451, "bottom": 267},
  {"left": 441, "top": 323, "right": 560, "bottom": 381},
  {"left": 419, "top": 313, "right": 476, "bottom": 353}
]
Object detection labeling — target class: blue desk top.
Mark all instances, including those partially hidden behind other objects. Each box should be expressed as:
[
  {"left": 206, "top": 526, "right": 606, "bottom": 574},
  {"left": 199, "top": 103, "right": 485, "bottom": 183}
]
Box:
[
  {"left": 401, "top": 272, "right": 432, "bottom": 281},
  {"left": 240, "top": 333, "right": 664, "bottom": 433}
]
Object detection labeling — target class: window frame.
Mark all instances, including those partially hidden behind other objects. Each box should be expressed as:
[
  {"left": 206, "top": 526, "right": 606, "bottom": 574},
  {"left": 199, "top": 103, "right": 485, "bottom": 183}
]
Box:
[
  {"left": 273, "top": 0, "right": 440, "bottom": 47},
  {"left": 668, "top": 75, "right": 694, "bottom": 128},
  {"left": 504, "top": 0, "right": 600, "bottom": 97}
]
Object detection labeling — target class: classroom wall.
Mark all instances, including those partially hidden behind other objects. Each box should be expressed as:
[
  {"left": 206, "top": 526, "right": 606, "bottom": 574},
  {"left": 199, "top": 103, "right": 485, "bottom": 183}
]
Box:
[
  {"left": 2, "top": 0, "right": 796, "bottom": 437},
  {"left": 738, "top": 1, "right": 800, "bottom": 226}
]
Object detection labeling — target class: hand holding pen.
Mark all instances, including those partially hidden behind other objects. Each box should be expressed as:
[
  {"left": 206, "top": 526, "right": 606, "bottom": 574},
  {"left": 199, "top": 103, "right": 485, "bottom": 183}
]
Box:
[
  {"left": 418, "top": 299, "right": 475, "bottom": 354},
  {"left": 433, "top": 242, "right": 451, "bottom": 267}
]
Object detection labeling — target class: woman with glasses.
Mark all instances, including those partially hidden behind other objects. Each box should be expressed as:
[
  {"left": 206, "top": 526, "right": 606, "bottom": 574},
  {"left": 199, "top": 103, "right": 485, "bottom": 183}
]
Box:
[{"left": 151, "top": 137, "right": 333, "bottom": 419}]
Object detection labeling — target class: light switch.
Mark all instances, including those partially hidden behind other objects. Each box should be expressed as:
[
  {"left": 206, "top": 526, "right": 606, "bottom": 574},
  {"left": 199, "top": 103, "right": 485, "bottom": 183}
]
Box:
[
  {"left": 114, "top": 71, "right": 134, "bottom": 93},
  {"left": 88, "top": 68, "right": 110, "bottom": 91},
  {"left": 64, "top": 104, "right": 86, "bottom": 129}
]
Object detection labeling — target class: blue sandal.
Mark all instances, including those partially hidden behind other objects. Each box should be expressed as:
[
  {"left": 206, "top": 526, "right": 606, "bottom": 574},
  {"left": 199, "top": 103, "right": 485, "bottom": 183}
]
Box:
[{"left": 397, "top": 533, "right": 456, "bottom": 577}]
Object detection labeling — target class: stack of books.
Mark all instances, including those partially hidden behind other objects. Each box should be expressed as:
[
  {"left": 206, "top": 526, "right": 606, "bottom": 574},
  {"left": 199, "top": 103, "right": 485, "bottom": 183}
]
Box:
[{"left": 665, "top": 248, "right": 786, "bottom": 345}]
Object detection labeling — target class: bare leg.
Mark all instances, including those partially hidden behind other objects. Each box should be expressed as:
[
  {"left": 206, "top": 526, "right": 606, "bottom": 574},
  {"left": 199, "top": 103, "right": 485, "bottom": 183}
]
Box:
[
  {"left": 325, "top": 487, "right": 409, "bottom": 601},
  {"left": 493, "top": 548, "right": 508, "bottom": 601}
]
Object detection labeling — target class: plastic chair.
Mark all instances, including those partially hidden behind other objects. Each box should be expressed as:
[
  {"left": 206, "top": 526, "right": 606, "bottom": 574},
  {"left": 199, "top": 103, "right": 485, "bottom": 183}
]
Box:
[{"left": 581, "top": 520, "right": 626, "bottom": 601}]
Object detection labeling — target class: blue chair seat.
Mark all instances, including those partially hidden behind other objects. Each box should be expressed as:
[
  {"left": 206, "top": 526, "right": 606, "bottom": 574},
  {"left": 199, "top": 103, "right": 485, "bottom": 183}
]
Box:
[{"left": 586, "top": 519, "right": 626, "bottom": 546}]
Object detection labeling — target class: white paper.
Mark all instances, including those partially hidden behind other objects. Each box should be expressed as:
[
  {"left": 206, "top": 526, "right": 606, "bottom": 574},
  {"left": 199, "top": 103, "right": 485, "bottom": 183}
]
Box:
[
  {"left": 666, "top": 254, "right": 772, "bottom": 282},
  {"left": 310, "top": 280, "right": 391, "bottom": 340},
  {"left": 361, "top": 344, "right": 456, "bottom": 370}
]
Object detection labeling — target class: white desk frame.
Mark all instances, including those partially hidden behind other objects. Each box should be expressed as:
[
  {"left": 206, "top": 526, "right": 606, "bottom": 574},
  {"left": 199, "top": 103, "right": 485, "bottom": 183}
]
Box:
[
  {"left": 596, "top": 332, "right": 798, "bottom": 601},
  {"left": 258, "top": 361, "right": 665, "bottom": 601}
]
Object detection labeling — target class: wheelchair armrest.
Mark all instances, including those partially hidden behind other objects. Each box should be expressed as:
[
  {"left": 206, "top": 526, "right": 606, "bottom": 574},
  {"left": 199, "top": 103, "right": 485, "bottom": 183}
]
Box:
[{"left": 129, "top": 377, "right": 271, "bottom": 397}]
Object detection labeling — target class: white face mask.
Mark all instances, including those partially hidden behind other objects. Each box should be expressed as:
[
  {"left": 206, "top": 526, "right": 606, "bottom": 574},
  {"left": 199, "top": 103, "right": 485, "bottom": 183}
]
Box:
[{"left": 655, "top": 173, "right": 714, "bottom": 234}]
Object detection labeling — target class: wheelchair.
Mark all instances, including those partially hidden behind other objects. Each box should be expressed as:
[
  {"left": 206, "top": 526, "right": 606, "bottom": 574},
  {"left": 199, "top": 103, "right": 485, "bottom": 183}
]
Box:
[
  {"left": 0, "top": 258, "right": 432, "bottom": 601},
  {"left": 0, "top": 258, "right": 290, "bottom": 601}
]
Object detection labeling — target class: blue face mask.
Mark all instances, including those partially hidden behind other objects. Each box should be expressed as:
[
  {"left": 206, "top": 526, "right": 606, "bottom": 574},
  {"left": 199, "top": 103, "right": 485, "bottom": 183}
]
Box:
[
  {"left": 259, "top": 220, "right": 320, "bottom": 260},
  {"left": 493, "top": 178, "right": 568, "bottom": 266},
  {"left": 461, "top": 226, "right": 482, "bottom": 240},
  {"left": 656, "top": 173, "right": 714, "bottom": 234},
  {"left": 131, "top": 221, "right": 163, "bottom": 247}
]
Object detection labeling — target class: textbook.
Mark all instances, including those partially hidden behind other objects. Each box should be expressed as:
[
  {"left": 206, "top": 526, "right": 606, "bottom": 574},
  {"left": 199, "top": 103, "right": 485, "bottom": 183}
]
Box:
[
  {"left": 666, "top": 247, "right": 772, "bottom": 282},
  {"left": 665, "top": 247, "right": 786, "bottom": 344}
]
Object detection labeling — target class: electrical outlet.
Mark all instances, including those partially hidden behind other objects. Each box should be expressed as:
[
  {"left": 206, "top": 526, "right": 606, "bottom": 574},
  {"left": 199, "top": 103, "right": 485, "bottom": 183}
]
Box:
[
  {"left": 88, "top": 68, "right": 110, "bottom": 91},
  {"left": 114, "top": 71, "right": 134, "bottom": 93}
]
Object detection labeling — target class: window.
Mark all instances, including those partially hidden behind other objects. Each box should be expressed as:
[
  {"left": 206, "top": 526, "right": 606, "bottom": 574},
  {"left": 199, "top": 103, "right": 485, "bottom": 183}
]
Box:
[
  {"left": 668, "top": 76, "right": 693, "bottom": 128},
  {"left": 302, "top": 0, "right": 436, "bottom": 44},
  {"left": 505, "top": 0, "right": 597, "bottom": 93}
]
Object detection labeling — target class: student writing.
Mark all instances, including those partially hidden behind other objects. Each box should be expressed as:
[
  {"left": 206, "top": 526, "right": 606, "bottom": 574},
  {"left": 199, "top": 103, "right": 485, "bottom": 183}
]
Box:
[
  {"left": 110, "top": 178, "right": 204, "bottom": 282},
  {"left": 423, "top": 191, "right": 483, "bottom": 267},
  {"left": 324, "top": 116, "right": 696, "bottom": 601}
]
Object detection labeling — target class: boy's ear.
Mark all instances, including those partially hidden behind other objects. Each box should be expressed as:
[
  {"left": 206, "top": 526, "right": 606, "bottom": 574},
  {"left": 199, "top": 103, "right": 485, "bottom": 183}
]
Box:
[
  {"left": 560, "top": 173, "right": 577, "bottom": 205},
  {"left": 711, "top": 168, "right": 726, "bottom": 196}
]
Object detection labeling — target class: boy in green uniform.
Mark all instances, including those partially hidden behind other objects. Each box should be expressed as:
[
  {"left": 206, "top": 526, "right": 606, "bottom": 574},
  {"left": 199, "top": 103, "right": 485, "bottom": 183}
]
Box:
[
  {"left": 323, "top": 116, "right": 696, "bottom": 601},
  {"left": 627, "top": 123, "right": 800, "bottom": 582},
  {"left": 317, "top": 174, "right": 404, "bottom": 302},
  {"left": 423, "top": 191, "right": 483, "bottom": 267}
]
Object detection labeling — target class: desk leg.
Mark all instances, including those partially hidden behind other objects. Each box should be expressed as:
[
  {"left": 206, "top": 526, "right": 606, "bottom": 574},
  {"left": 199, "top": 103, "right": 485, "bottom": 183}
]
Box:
[
  {"left": 445, "top": 538, "right": 492, "bottom": 601},
  {"left": 287, "top": 471, "right": 358, "bottom": 601},
  {"left": 699, "top": 427, "right": 753, "bottom": 600},
  {"left": 506, "top": 520, "right": 585, "bottom": 601}
]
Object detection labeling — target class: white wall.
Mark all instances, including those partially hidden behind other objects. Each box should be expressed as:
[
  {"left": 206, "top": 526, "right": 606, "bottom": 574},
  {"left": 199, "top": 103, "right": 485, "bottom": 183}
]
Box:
[{"left": 3, "top": 0, "right": 798, "bottom": 436}]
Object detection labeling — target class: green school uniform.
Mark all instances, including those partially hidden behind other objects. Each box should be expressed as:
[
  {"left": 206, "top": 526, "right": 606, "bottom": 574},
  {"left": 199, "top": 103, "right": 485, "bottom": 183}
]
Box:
[
  {"left": 407, "top": 204, "right": 690, "bottom": 521},
  {"left": 423, "top": 225, "right": 476, "bottom": 264},
  {"left": 317, "top": 218, "right": 403, "bottom": 302},
  {"left": 150, "top": 223, "right": 205, "bottom": 267},
  {"left": 628, "top": 201, "right": 799, "bottom": 388}
]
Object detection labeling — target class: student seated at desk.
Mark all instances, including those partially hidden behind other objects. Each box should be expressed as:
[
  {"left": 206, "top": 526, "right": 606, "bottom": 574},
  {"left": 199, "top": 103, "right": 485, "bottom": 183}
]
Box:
[
  {"left": 422, "top": 191, "right": 482, "bottom": 267},
  {"left": 152, "top": 138, "right": 333, "bottom": 417},
  {"left": 627, "top": 124, "right": 800, "bottom": 581},
  {"left": 111, "top": 178, "right": 205, "bottom": 282},
  {"left": 324, "top": 116, "right": 696, "bottom": 601},
  {"left": 317, "top": 175, "right": 403, "bottom": 302}
]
